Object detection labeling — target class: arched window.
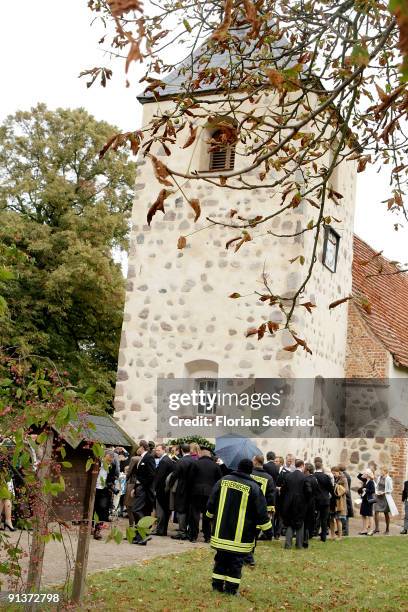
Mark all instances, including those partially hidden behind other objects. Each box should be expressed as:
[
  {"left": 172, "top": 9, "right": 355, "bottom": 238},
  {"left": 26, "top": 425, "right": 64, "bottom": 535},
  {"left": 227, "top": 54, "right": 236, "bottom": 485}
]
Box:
[
  {"left": 184, "top": 359, "right": 219, "bottom": 415},
  {"left": 208, "top": 128, "right": 236, "bottom": 172}
]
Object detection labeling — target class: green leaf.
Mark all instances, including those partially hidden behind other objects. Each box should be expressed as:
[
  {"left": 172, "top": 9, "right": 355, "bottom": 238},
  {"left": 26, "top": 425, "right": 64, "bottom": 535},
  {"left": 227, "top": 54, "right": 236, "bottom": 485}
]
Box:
[
  {"left": 350, "top": 44, "right": 370, "bottom": 67},
  {"left": 86, "top": 457, "right": 94, "bottom": 472},
  {"left": 126, "top": 526, "right": 136, "bottom": 543},
  {"left": 92, "top": 442, "right": 104, "bottom": 458},
  {"left": 183, "top": 18, "right": 192, "bottom": 32},
  {"left": 84, "top": 386, "right": 97, "bottom": 398},
  {"left": 61, "top": 461, "right": 72, "bottom": 468},
  {"left": 0, "top": 268, "right": 14, "bottom": 282}
]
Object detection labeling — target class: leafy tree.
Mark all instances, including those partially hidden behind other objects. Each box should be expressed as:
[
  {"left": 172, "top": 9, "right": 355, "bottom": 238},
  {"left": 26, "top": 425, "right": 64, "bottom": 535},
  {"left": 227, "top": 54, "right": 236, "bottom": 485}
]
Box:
[
  {"left": 84, "top": 0, "right": 408, "bottom": 344},
  {"left": 0, "top": 104, "right": 137, "bottom": 408}
]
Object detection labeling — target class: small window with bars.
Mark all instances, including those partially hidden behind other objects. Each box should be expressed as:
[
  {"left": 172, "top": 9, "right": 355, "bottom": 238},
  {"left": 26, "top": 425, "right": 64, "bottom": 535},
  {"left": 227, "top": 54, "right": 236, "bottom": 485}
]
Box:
[
  {"left": 197, "top": 378, "right": 218, "bottom": 415},
  {"left": 208, "top": 129, "right": 236, "bottom": 172}
]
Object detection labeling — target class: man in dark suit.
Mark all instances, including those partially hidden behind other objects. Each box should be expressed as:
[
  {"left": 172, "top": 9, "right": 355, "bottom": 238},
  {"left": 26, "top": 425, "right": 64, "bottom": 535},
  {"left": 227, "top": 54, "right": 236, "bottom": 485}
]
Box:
[
  {"left": 314, "top": 459, "right": 334, "bottom": 542},
  {"left": 303, "top": 463, "right": 319, "bottom": 548},
  {"left": 152, "top": 444, "right": 175, "bottom": 536},
  {"left": 280, "top": 459, "right": 312, "bottom": 549},
  {"left": 263, "top": 451, "right": 279, "bottom": 485},
  {"left": 132, "top": 440, "right": 156, "bottom": 545},
  {"left": 169, "top": 443, "right": 195, "bottom": 540},
  {"left": 188, "top": 449, "right": 222, "bottom": 542},
  {"left": 401, "top": 479, "right": 408, "bottom": 534}
]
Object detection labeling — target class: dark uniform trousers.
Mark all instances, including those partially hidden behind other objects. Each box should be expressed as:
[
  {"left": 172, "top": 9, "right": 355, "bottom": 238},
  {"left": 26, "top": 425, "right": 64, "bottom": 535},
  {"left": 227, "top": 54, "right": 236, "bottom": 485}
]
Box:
[{"left": 212, "top": 550, "right": 245, "bottom": 594}]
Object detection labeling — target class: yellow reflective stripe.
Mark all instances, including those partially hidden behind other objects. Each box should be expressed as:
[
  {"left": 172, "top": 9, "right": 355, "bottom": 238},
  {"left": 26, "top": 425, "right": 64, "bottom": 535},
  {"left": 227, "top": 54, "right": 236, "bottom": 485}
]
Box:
[
  {"left": 225, "top": 576, "right": 241, "bottom": 584},
  {"left": 234, "top": 487, "right": 249, "bottom": 543},
  {"left": 251, "top": 474, "right": 267, "bottom": 495},
  {"left": 214, "top": 483, "right": 228, "bottom": 539},
  {"left": 212, "top": 573, "right": 241, "bottom": 585},
  {"left": 258, "top": 520, "right": 272, "bottom": 531},
  {"left": 206, "top": 511, "right": 214, "bottom": 518},
  {"left": 210, "top": 536, "right": 255, "bottom": 552}
]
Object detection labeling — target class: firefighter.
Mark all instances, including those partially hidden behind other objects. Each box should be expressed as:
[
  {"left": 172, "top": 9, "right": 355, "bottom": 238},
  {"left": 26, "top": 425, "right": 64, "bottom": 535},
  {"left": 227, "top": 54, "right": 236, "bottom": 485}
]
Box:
[
  {"left": 206, "top": 458, "right": 272, "bottom": 596},
  {"left": 243, "top": 454, "right": 276, "bottom": 566},
  {"left": 251, "top": 454, "right": 276, "bottom": 514}
]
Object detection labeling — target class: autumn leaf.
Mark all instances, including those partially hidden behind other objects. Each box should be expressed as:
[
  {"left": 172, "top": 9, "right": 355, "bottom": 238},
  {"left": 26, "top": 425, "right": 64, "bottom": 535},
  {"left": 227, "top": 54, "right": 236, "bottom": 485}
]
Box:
[
  {"left": 375, "top": 83, "right": 388, "bottom": 102},
  {"left": 390, "top": 0, "right": 408, "bottom": 82},
  {"left": 394, "top": 191, "right": 404, "bottom": 207},
  {"left": 257, "top": 323, "right": 266, "bottom": 340},
  {"left": 357, "top": 156, "right": 370, "bottom": 173},
  {"left": 107, "top": 0, "right": 143, "bottom": 17},
  {"left": 267, "top": 321, "right": 279, "bottom": 334},
  {"left": 125, "top": 41, "right": 142, "bottom": 73},
  {"left": 243, "top": 0, "right": 260, "bottom": 38},
  {"left": 149, "top": 154, "right": 173, "bottom": 186},
  {"left": 177, "top": 236, "right": 187, "bottom": 250},
  {"left": 99, "top": 131, "right": 141, "bottom": 158},
  {"left": 182, "top": 124, "right": 198, "bottom": 149},
  {"left": 291, "top": 192, "right": 302, "bottom": 208},
  {"left": 212, "top": 0, "right": 233, "bottom": 41},
  {"left": 361, "top": 298, "right": 372, "bottom": 314},
  {"left": 229, "top": 292, "right": 241, "bottom": 298},
  {"left": 234, "top": 232, "right": 252, "bottom": 252},
  {"left": 265, "top": 68, "right": 285, "bottom": 90},
  {"left": 246, "top": 327, "right": 258, "bottom": 337},
  {"left": 189, "top": 198, "right": 201, "bottom": 222},
  {"left": 329, "top": 296, "right": 352, "bottom": 309},
  {"left": 225, "top": 236, "right": 242, "bottom": 249},
  {"left": 147, "top": 189, "right": 172, "bottom": 226},
  {"left": 283, "top": 344, "right": 299, "bottom": 352},
  {"left": 300, "top": 302, "right": 316, "bottom": 313},
  {"left": 293, "top": 335, "right": 313, "bottom": 355}
]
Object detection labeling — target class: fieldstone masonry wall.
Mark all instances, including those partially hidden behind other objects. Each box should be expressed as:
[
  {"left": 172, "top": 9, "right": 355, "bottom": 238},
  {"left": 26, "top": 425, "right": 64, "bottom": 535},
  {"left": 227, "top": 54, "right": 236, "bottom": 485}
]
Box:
[{"left": 114, "top": 92, "right": 407, "bottom": 513}]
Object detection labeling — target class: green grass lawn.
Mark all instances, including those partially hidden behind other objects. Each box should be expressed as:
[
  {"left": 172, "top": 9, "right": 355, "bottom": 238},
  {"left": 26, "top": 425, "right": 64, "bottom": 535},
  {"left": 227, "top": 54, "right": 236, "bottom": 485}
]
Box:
[{"left": 82, "top": 537, "right": 408, "bottom": 611}]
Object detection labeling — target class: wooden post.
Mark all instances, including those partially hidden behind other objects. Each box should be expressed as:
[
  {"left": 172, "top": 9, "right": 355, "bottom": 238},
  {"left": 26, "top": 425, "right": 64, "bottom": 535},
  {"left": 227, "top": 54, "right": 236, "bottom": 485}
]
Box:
[
  {"left": 71, "top": 460, "right": 98, "bottom": 604},
  {"left": 25, "top": 431, "right": 54, "bottom": 612}
]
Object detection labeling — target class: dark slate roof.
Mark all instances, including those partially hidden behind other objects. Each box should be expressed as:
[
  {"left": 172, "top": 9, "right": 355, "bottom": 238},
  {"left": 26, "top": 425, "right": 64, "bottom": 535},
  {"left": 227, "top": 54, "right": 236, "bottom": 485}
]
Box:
[
  {"left": 138, "top": 26, "right": 293, "bottom": 103},
  {"left": 54, "top": 414, "right": 135, "bottom": 450}
]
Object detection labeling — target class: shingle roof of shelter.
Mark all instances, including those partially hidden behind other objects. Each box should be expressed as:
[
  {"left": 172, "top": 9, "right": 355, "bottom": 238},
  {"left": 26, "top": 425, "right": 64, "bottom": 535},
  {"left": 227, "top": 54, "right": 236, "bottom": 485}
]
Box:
[{"left": 54, "top": 414, "right": 136, "bottom": 450}]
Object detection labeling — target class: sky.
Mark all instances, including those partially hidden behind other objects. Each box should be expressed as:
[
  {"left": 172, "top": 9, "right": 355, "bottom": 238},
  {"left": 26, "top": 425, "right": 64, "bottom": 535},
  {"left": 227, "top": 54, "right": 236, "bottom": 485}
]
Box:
[{"left": 1, "top": 0, "right": 407, "bottom": 266}]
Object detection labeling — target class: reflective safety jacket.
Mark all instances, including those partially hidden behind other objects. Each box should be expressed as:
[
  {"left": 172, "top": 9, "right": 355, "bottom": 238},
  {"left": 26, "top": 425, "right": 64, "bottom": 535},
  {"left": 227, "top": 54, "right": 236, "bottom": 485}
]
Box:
[
  {"left": 251, "top": 467, "right": 276, "bottom": 512},
  {"left": 206, "top": 471, "right": 272, "bottom": 553}
]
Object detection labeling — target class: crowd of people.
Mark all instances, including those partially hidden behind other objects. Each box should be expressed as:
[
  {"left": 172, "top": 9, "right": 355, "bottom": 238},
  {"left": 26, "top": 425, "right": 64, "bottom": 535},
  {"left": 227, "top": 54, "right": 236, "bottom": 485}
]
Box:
[
  {"left": 2, "top": 436, "right": 407, "bottom": 595},
  {"left": 90, "top": 441, "right": 407, "bottom": 594}
]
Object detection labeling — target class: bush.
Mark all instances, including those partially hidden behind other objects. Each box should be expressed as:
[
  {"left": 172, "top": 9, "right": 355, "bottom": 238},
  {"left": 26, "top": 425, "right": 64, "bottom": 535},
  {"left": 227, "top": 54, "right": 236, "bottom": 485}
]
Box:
[{"left": 166, "top": 435, "right": 215, "bottom": 453}]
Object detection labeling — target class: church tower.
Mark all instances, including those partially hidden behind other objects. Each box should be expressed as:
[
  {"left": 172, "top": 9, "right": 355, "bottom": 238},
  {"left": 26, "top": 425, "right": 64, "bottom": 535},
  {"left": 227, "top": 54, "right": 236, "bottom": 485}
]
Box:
[{"left": 113, "top": 43, "right": 358, "bottom": 450}]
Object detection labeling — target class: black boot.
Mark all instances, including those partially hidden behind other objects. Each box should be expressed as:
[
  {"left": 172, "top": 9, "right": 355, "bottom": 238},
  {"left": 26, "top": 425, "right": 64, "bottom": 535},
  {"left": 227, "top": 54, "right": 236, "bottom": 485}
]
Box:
[{"left": 212, "top": 579, "right": 224, "bottom": 593}]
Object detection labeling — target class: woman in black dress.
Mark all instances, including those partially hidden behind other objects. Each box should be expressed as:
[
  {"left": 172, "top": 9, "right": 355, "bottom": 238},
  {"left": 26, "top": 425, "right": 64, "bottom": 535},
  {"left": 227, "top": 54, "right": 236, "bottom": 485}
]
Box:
[{"left": 357, "top": 469, "right": 375, "bottom": 535}]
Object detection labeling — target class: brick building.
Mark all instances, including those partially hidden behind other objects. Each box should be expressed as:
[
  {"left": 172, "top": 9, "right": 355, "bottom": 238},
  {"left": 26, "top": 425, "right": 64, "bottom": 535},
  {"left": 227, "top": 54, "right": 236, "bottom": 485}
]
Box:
[{"left": 342, "top": 236, "right": 408, "bottom": 510}]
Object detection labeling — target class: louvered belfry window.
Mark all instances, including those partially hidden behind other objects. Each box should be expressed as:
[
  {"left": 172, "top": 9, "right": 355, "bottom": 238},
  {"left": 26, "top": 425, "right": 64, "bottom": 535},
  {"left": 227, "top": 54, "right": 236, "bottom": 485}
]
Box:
[{"left": 209, "top": 129, "right": 236, "bottom": 172}]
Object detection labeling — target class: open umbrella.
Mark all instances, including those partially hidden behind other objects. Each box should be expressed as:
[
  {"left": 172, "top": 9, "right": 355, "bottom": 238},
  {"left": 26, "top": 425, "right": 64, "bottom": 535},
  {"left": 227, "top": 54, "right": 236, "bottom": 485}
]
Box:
[{"left": 215, "top": 435, "right": 262, "bottom": 470}]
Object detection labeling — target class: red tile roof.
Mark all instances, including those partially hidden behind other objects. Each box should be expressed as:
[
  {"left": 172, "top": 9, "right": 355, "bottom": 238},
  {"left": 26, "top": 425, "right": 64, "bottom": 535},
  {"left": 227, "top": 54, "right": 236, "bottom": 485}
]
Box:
[{"left": 352, "top": 235, "right": 408, "bottom": 369}]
